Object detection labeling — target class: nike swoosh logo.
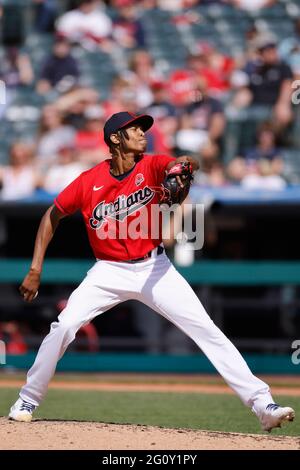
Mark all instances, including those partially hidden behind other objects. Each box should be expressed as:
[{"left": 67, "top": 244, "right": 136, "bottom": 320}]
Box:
[{"left": 93, "top": 185, "right": 104, "bottom": 191}]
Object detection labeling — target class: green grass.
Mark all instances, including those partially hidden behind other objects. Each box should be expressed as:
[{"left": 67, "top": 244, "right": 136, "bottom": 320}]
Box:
[{"left": 1, "top": 388, "right": 299, "bottom": 436}]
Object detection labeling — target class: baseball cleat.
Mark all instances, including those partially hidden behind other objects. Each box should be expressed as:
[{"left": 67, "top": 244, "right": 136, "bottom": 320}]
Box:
[
  {"left": 8, "top": 398, "right": 36, "bottom": 422},
  {"left": 259, "top": 403, "right": 295, "bottom": 432}
]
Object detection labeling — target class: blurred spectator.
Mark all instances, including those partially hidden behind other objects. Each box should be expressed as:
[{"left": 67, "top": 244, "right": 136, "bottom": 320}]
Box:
[
  {"left": 167, "top": 69, "right": 196, "bottom": 108},
  {"left": 198, "top": 160, "right": 227, "bottom": 188},
  {"left": 158, "top": 0, "right": 199, "bottom": 10},
  {"left": 37, "top": 37, "right": 80, "bottom": 95},
  {"left": 56, "top": 0, "right": 113, "bottom": 51},
  {"left": 0, "top": 142, "right": 39, "bottom": 201},
  {"left": 194, "top": 141, "right": 227, "bottom": 187},
  {"left": 169, "top": 41, "right": 234, "bottom": 107},
  {"left": 145, "top": 123, "right": 173, "bottom": 154},
  {"left": 146, "top": 80, "right": 178, "bottom": 151},
  {"left": 0, "top": 322, "right": 28, "bottom": 354},
  {"left": 176, "top": 77, "right": 225, "bottom": 153},
  {"left": 232, "top": 0, "right": 275, "bottom": 11},
  {"left": 75, "top": 104, "right": 110, "bottom": 164},
  {"left": 33, "top": 0, "right": 58, "bottom": 33},
  {"left": 240, "top": 167, "right": 286, "bottom": 190},
  {"left": 125, "top": 50, "right": 162, "bottom": 107},
  {"left": 227, "top": 69, "right": 252, "bottom": 110},
  {"left": 228, "top": 159, "right": 287, "bottom": 189},
  {"left": 0, "top": 46, "right": 34, "bottom": 116},
  {"left": 245, "top": 24, "right": 260, "bottom": 45},
  {"left": 103, "top": 75, "right": 139, "bottom": 116},
  {"left": 187, "top": 44, "right": 235, "bottom": 100},
  {"left": 56, "top": 86, "right": 100, "bottom": 129},
  {"left": 0, "top": 47, "right": 34, "bottom": 89},
  {"left": 1, "top": 2, "right": 25, "bottom": 47},
  {"left": 42, "top": 144, "right": 86, "bottom": 193},
  {"left": 147, "top": 81, "right": 177, "bottom": 120},
  {"left": 37, "top": 105, "right": 76, "bottom": 170},
  {"left": 229, "top": 24, "right": 260, "bottom": 83},
  {"left": 111, "top": 0, "right": 146, "bottom": 49},
  {"left": 140, "top": 0, "right": 158, "bottom": 9},
  {"left": 279, "top": 18, "right": 300, "bottom": 77},
  {"left": 244, "top": 122, "right": 283, "bottom": 166},
  {"left": 227, "top": 122, "right": 286, "bottom": 189},
  {"left": 244, "top": 36, "right": 293, "bottom": 131}
]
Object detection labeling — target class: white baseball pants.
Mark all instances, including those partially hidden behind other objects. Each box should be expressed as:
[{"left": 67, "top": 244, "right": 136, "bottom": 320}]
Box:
[{"left": 20, "top": 250, "right": 273, "bottom": 414}]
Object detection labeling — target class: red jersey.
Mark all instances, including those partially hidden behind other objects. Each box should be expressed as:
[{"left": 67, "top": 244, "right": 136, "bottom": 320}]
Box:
[{"left": 54, "top": 154, "right": 175, "bottom": 261}]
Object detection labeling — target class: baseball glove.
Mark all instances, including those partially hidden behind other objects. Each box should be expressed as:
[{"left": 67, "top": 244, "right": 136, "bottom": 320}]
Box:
[{"left": 159, "top": 161, "right": 193, "bottom": 207}]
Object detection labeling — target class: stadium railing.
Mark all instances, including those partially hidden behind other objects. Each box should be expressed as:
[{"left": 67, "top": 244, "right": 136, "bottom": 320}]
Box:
[{"left": 0, "top": 258, "right": 300, "bottom": 285}]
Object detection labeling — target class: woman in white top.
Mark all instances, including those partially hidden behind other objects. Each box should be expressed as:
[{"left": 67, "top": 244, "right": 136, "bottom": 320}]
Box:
[
  {"left": 0, "top": 142, "right": 40, "bottom": 200},
  {"left": 42, "top": 144, "right": 87, "bottom": 194}
]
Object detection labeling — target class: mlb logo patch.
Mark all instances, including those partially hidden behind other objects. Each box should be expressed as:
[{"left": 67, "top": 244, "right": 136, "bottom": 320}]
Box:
[{"left": 135, "top": 173, "right": 144, "bottom": 186}]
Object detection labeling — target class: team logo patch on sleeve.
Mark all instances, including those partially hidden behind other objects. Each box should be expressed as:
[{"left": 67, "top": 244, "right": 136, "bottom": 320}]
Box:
[
  {"left": 89, "top": 186, "right": 155, "bottom": 229},
  {"left": 135, "top": 173, "right": 144, "bottom": 186}
]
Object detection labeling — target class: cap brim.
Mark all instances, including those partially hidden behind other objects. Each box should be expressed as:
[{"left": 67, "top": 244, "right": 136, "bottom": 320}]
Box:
[
  {"left": 119, "top": 114, "right": 154, "bottom": 133},
  {"left": 258, "top": 42, "right": 277, "bottom": 51}
]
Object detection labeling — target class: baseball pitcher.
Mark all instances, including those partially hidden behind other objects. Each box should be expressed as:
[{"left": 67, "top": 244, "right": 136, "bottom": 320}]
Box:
[{"left": 9, "top": 112, "right": 295, "bottom": 432}]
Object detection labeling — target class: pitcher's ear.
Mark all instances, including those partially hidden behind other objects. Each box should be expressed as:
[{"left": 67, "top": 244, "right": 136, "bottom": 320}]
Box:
[{"left": 110, "top": 133, "right": 120, "bottom": 145}]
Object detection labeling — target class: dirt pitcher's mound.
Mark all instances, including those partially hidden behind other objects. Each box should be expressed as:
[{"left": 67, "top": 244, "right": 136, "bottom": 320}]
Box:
[{"left": 0, "top": 418, "right": 299, "bottom": 450}]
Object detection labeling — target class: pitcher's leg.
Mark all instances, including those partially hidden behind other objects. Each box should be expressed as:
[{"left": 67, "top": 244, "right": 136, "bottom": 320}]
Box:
[
  {"left": 20, "top": 268, "right": 126, "bottom": 406},
  {"left": 139, "top": 257, "right": 273, "bottom": 413}
]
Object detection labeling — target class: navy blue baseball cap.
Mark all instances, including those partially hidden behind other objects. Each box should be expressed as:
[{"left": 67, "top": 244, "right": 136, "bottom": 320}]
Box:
[{"left": 103, "top": 111, "right": 154, "bottom": 146}]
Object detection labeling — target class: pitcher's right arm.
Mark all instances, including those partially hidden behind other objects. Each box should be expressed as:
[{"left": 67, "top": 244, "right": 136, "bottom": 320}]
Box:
[{"left": 19, "top": 205, "right": 66, "bottom": 302}]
